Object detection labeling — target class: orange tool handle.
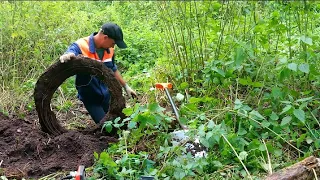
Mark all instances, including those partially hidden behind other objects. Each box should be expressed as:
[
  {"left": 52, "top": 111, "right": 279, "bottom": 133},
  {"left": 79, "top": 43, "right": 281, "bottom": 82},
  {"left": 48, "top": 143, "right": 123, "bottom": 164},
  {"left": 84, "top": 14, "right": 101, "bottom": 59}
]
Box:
[
  {"left": 75, "top": 165, "right": 85, "bottom": 180},
  {"left": 155, "top": 83, "right": 172, "bottom": 90}
]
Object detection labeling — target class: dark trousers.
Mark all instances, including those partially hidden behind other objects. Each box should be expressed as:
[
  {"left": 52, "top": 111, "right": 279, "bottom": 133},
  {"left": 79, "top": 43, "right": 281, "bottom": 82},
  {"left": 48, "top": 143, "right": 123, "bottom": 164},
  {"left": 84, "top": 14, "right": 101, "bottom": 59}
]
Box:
[{"left": 82, "top": 96, "right": 110, "bottom": 124}]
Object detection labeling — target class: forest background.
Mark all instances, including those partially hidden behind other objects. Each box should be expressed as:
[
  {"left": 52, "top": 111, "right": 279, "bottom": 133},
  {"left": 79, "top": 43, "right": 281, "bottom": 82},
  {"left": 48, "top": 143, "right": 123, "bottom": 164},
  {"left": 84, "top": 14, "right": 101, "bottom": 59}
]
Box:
[{"left": 1, "top": 1, "right": 320, "bottom": 179}]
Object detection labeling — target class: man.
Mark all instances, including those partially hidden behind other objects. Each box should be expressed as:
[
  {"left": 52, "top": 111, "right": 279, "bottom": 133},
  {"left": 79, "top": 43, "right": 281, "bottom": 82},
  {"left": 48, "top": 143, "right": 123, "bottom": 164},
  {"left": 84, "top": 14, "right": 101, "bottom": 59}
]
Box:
[{"left": 59, "top": 22, "right": 137, "bottom": 123}]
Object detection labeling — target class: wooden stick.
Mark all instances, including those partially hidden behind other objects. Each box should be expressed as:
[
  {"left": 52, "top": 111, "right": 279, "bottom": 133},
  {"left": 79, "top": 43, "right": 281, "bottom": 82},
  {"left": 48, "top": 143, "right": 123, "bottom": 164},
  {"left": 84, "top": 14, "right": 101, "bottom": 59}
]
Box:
[{"left": 266, "top": 156, "right": 320, "bottom": 180}]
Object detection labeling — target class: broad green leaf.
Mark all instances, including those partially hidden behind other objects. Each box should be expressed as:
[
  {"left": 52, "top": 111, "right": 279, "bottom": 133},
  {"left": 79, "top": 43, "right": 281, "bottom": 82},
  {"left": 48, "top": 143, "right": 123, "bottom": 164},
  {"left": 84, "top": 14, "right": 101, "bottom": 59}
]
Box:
[
  {"left": 239, "top": 78, "right": 249, "bottom": 85},
  {"left": 280, "top": 116, "right": 292, "bottom": 126},
  {"left": 271, "top": 87, "right": 282, "bottom": 99},
  {"left": 248, "top": 139, "right": 260, "bottom": 149},
  {"left": 278, "top": 57, "right": 287, "bottom": 64},
  {"left": 137, "top": 114, "right": 149, "bottom": 128},
  {"left": 293, "top": 109, "right": 305, "bottom": 123},
  {"left": 200, "top": 137, "right": 210, "bottom": 148},
  {"left": 238, "top": 126, "right": 247, "bottom": 136},
  {"left": 100, "top": 152, "right": 117, "bottom": 167},
  {"left": 212, "top": 2, "right": 222, "bottom": 10},
  {"left": 249, "top": 110, "right": 265, "bottom": 120},
  {"left": 296, "top": 96, "right": 313, "bottom": 102},
  {"left": 198, "top": 124, "right": 206, "bottom": 137},
  {"left": 211, "top": 128, "right": 223, "bottom": 143},
  {"left": 179, "top": 82, "right": 189, "bottom": 89},
  {"left": 261, "top": 132, "right": 269, "bottom": 139},
  {"left": 251, "top": 82, "right": 263, "bottom": 87},
  {"left": 279, "top": 68, "right": 291, "bottom": 81},
  {"left": 199, "top": 113, "right": 206, "bottom": 120},
  {"left": 148, "top": 103, "right": 165, "bottom": 112},
  {"left": 274, "top": 149, "right": 282, "bottom": 157},
  {"left": 237, "top": 120, "right": 247, "bottom": 136},
  {"left": 206, "top": 131, "right": 214, "bottom": 140},
  {"left": 300, "top": 35, "right": 313, "bottom": 45},
  {"left": 208, "top": 120, "right": 215, "bottom": 129},
  {"left": 288, "top": 63, "right": 297, "bottom": 71},
  {"left": 189, "top": 97, "right": 201, "bottom": 104},
  {"left": 234, "top": 47, "right": 245, "bottom": 68},
  {"left": 261, "top": 120, "right": 270, "bottom": 128},
  {"left": 269, "top": 112, "right": 279, "bottom": 121},
  {"left": 103, "top": 122, "right": 113, "bottom": 133},
  {"left": 298, "top": 63, "right": 310, "bottom": 73},
  {"left": 184, "top": 103, "right": 199, "bottom": 111},
  {"left": 122, "top": 107, "right": 133, "bottom": 116},
  {"left": 250, "top": 120, "right": 261, "bottom": 128},
  {"left": 280, "top": 105, "right": 292, "bottom": 115},
  {"left": 212, "top": 67, "right": 225, "bottom": 77},
  {"left": 234, "top": 99, "right": 242, "bottom": 110},
  {"left": 302, "top": 90, "right": 313, "bottom": 95},
  {"left": 259, "top": 144, "right": 266, "bottom": 151},
  {"left": 297, "top": 134, "right": 306, "bottom": 148},
  {"left": 239, "top": 77, "right": 252, "bottom": 85},
  {"left": 213, "top": 161, "right": 223, "bottom": 168}
]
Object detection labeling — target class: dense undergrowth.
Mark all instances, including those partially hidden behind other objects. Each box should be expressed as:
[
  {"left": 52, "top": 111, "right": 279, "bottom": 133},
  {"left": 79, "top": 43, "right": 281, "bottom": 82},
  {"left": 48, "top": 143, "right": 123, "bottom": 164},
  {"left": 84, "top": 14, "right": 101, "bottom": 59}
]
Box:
[{"left": 1, "top": 1, "right": 319, "bottom": 179}]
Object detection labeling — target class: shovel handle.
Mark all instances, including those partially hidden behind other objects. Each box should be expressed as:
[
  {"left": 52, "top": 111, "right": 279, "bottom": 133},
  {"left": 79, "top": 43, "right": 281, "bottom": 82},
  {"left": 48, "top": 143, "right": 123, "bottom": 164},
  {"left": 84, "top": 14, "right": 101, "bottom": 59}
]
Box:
[{"left": 155, "top": 83, "right": 188, "bottom": 130}]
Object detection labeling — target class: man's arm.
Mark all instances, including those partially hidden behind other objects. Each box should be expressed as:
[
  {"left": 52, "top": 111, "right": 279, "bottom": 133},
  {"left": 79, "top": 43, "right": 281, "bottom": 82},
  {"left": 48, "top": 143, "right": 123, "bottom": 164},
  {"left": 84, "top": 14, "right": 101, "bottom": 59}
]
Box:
[
  {"left": 114, "top": 70, "right": 126, "bottom": 86},
  {"left": 114, "top": 70, "right": 137, "bottom": 98},
  {"left": 65, "top": 43, "right": 81, "bottom": 56},
  {"left": 60, "top": 43, "right": 81, "bottom": 63}
]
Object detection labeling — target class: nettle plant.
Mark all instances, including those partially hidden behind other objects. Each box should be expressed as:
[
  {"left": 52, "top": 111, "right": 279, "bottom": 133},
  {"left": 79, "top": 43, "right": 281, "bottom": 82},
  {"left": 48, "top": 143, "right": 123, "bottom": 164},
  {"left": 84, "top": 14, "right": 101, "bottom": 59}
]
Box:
[
  {"left": 262, "top": 87, "right": 320, "bottom": 151},
  {"left": 96, "top": 102, "right": 222, "bottom": 179},
  {"left": 95, "top": 103, "right": 175, "bottom": 178},
  {"left": 92, "top": 135, "right": 156, "bottom": 180},
  {"left": 95, "top": 93, "right": 318, "bottom": 179},
  {"left": 102, "top": 103, "right": 174, "bottom": 134},
  {"left": 182, "top": 95, "right": 318, "bottom": 178}
]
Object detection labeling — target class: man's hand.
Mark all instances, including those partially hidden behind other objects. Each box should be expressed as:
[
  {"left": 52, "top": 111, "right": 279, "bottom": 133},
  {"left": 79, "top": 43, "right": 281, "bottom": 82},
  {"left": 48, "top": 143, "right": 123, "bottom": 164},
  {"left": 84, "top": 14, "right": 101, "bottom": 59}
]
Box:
[
  {"left": 59, "top": 53, "right": 75, "bottom": 63},
  {"left": 124, "top": 83, "right": 137, "bottom": 99}
]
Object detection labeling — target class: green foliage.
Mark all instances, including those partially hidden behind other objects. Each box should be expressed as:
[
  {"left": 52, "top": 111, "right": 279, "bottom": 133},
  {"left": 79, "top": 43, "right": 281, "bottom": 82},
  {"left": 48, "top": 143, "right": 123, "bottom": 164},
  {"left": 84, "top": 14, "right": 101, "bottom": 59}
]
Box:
[
  {"left": 93, "top": 148, "right": 156, "bottom": 180},
  {"left": 0, "top": 1, "right": 108, "bottom": 113},
  {"left": 1, "top": 1, "right": 320, "bottom": 179},
  {"left": 95, "top": 102, "right": 215, "bottom": 180},
  {"left": 107, "top": 2, "right": 163, "bottom": 75}
]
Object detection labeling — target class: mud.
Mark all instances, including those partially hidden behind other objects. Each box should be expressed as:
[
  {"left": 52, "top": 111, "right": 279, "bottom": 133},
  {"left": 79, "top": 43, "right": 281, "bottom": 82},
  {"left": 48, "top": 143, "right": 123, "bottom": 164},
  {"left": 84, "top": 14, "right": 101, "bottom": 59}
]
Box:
[
  {"left": 0, "top": 57, "right": 127, "bottom": 179},
  {"left": 0, "top": 111, "right": 118, "bottom": 179}
]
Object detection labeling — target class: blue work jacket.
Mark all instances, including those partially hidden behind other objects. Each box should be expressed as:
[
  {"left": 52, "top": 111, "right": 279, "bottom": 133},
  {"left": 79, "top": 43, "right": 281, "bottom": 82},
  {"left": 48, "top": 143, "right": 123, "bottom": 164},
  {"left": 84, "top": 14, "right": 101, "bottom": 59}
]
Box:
[{"left": 65, "top": 33, "right": 117, "bottom": 103}]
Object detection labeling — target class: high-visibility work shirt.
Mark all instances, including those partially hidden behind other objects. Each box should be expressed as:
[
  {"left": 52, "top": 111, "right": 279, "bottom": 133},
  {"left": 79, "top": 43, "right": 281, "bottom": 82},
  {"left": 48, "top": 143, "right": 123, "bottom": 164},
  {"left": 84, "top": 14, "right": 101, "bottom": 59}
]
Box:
[{"left": 65, "top": 32, "right": 117, "bottom": 103}]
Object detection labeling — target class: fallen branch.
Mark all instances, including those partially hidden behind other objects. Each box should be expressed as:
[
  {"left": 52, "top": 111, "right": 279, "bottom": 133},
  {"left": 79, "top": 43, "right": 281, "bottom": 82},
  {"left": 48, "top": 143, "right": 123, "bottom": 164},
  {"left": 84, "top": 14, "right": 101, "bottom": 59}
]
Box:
[{"left": 265, "top": 156, "right": 320, "bottom": 180}]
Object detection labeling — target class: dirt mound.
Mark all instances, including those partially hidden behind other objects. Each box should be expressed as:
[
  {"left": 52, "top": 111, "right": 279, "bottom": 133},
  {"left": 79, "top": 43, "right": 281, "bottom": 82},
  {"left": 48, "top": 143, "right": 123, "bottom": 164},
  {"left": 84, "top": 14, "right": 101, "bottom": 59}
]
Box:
[
  {"left": 0, "top": 111, "right": 118, "bottom": 179},
  {"left": 0, "top": 57, "right": 127, "bottom": 179},
  {"left": 0, "top": 114, "right": 117, "bottom": 179}
]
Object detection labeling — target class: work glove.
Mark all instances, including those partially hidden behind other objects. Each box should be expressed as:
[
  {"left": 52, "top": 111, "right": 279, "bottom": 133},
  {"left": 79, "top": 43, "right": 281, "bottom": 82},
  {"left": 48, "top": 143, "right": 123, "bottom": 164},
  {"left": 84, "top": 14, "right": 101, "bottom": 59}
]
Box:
[
  {"left": 124, "top": 83, "right": 137, "bottom": 99},
  {"left": 59, "top": 53, "right": 75, "bottom": 63}
]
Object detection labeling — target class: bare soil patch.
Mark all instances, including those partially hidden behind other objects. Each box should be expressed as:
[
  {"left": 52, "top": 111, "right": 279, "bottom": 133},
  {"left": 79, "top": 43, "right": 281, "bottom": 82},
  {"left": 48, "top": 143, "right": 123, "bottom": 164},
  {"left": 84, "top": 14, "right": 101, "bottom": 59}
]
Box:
[
  {"left": 0, "top": 111, "right": 118, "bottom": 179},
  {"left": 0, "top": 57, "right": 126, "bottom": 179}
]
